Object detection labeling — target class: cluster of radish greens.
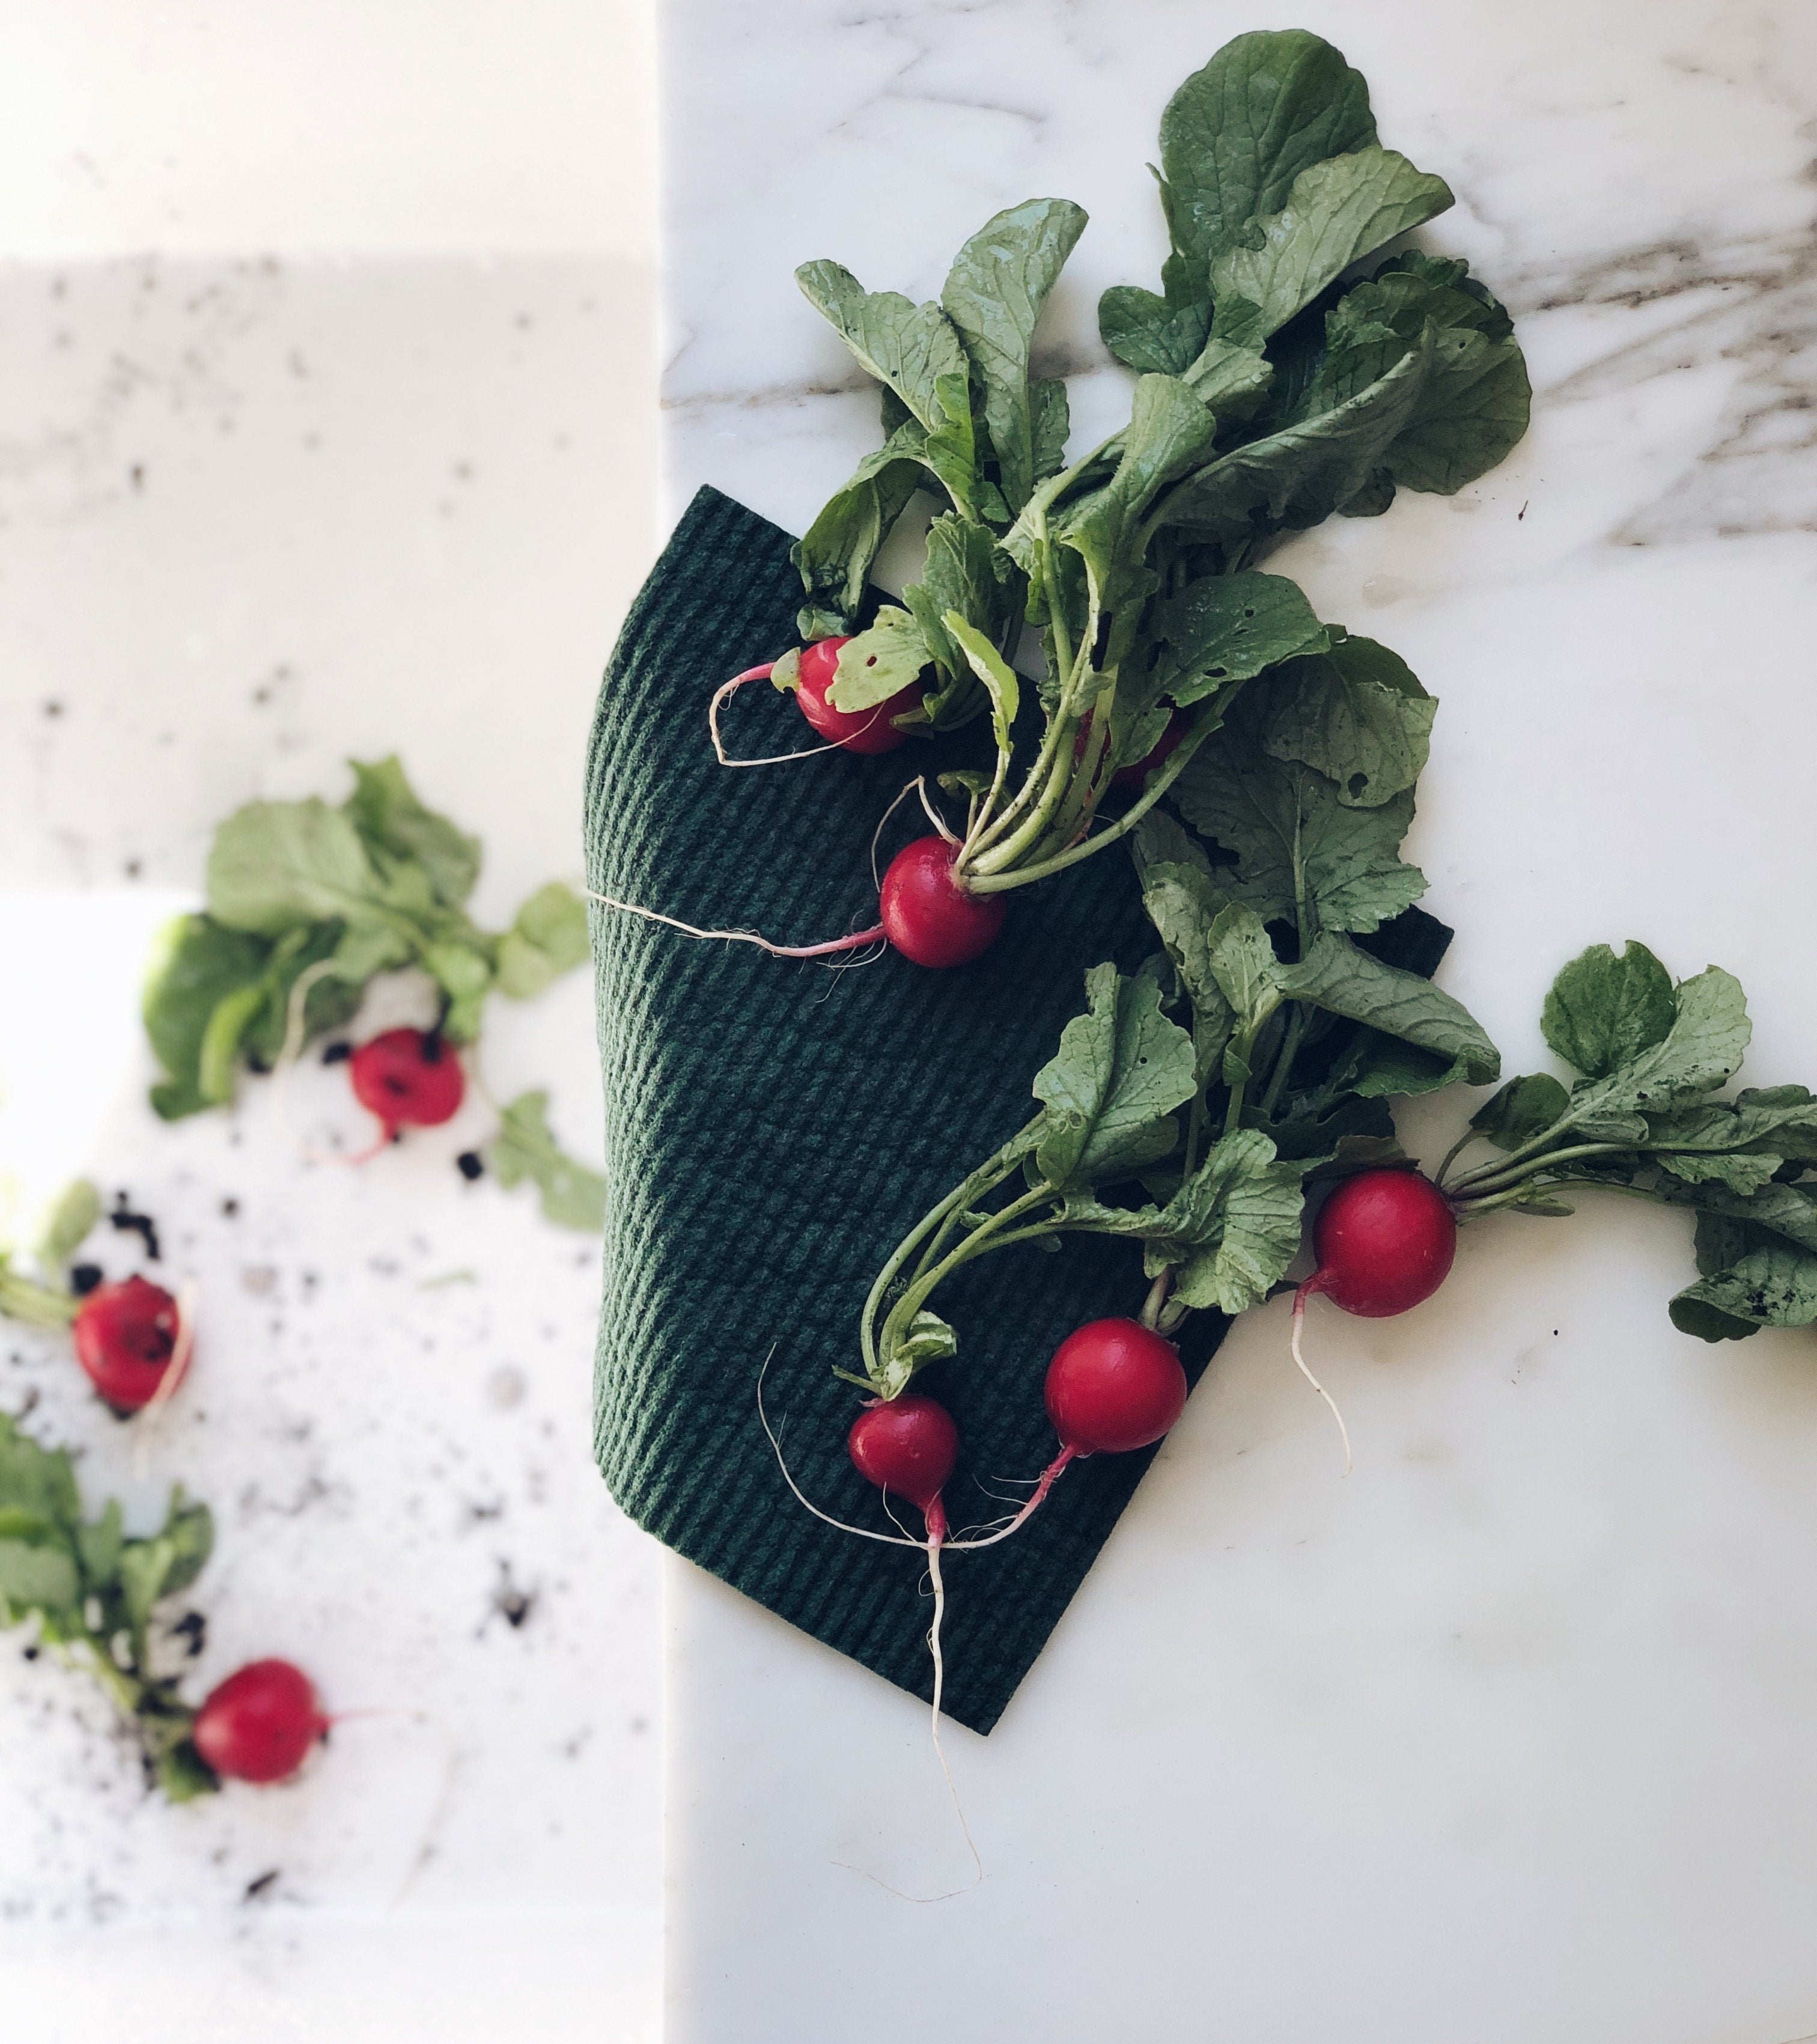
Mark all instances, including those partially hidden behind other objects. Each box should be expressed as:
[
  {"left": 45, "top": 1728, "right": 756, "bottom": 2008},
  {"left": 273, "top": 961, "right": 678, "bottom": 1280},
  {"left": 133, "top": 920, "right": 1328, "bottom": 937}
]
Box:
[
  {"left": 0, "top": 1415, "right": 324, "bottom": 1796},
  {"left": 680, "top": 31, "right": 1817, "bottom": 1611},
  {"left": 142, "top": 754, "right": 604, "bottom": 1230},
  {"left": 770, "top": 26, "right": 1529, "bottom": 923}
]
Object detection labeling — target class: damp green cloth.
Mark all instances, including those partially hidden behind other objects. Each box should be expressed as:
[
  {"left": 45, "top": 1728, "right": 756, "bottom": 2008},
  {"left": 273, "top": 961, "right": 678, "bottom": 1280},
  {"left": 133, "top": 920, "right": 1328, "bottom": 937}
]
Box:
[{"left": 585, "top": 486, "right": 1227, "bottom": 1734}]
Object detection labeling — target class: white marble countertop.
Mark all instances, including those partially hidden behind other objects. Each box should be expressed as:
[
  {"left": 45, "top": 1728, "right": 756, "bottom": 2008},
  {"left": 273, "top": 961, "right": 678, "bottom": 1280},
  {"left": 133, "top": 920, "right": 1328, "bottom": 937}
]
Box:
[{"left": 659, "top": 3, "right": 1817, "bottom": 2039}]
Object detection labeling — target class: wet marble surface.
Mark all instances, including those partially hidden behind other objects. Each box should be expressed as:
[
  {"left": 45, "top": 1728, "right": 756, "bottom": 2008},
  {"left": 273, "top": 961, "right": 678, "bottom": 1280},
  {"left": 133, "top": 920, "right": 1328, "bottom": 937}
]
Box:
[{"left": 657, "top": 3, "right": 1817, "bottom": 2039}]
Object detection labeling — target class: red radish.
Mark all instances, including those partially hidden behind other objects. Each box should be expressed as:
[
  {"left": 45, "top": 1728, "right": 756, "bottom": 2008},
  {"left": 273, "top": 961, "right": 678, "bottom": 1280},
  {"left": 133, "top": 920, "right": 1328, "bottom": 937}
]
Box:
[
  {"left": 192, "top": 1659, "right": 327, "bottom": 1784},
  {"left": 1074, "top": 709, "right": 1188, "bottom": 792},
  {"left": 1112, "top": 712, "right": 1187, "bottom": 792},
  {"left": 1045, "top": 1317, "right": 1188, "bottom": 1453},
  {"left": 878, "top": 836, "right": 1005, "bottom": 968},
  {"left": 967, "top": 1318, "right": 1189, "bottom": 1546},
  {"left": 1289, "top": 1169, "right": 1458, "bottom": 1471},
  {"left": 71, "top": 1275, "right": 178, "bottom": 1414},
  {"left": 349, "top": 1028, "right": 464, "bottom": 1136},
  {"left": 796, "top": 636, "right": 921, "bottom": 755},
  {"left": 1303, "top": 1168, "right": 1456, "bottom": 1317},
  {"left": 848, "top": 1393, "right": 960, "bottom": 1542}
]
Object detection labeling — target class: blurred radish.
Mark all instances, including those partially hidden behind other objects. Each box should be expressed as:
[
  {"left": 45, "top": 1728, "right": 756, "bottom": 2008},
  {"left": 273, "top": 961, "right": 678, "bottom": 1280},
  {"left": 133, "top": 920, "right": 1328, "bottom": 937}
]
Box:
[
  {"left": 71, "top": 1275, "right": 179, "bottom": 1415},
  {"left": 349, "top": 1028, "right": 464, "bottom": 1138},
  {"left": 192, "top": 1659, "right": 327, "bottom": 1784}
]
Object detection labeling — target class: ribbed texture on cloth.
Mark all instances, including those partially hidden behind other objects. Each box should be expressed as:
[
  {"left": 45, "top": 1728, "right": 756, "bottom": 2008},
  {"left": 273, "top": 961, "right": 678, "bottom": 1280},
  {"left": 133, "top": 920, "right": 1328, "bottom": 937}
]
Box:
[{"left": 585, "top": 486, "right": 1227, "bottom": 1733}]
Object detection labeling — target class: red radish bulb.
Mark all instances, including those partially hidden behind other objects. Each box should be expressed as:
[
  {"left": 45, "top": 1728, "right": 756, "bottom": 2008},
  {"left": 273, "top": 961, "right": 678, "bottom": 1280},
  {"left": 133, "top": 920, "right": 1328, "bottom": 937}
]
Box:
[
  {"left": 848, "top": 1396, "right": 959, "bottom": 1510},
  {"left": 849, "top": 1393, "right": 959, "bottom": 1540},
  {"left": 972, "top": 1318, "right": 1190, "bottom": 1547},
  {"left": 71, "top": 1275, "right": 178, "bottom": 1414},
  {"left": 349, "top": 1028, "right": 464, "bottom": 1135},
  {"left": 192, "top": 1659, "right": 327, "bottom": 1784},
  {"left": 1288, "top": 1170, "right": 1457, "bottom": 1474},
  {"left": 796, "top": 636, "right": 922, "bottom": 755},
  {"left": 1045, "top": 1317, "right": 1188, "bottom": 1454},
  {"left": 1112, "top": 712, "right": 1187, "bottom": 791},
  {"left": 878, "top": 837, "right": 1005, "bottom": 968},
  {"left": 1306, "top": 1168, "right": 1456, "bottom": 1317},
  {"left": 1073, "top": 709, "right": 1187, "bottom": 792}
]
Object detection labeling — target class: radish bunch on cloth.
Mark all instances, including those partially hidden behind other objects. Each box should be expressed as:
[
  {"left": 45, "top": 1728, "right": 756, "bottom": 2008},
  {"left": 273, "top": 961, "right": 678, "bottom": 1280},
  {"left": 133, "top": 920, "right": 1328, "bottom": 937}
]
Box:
[
  {"left": 603, "top": 28, "right": 1529, "bottom": 969},
  {"left": 589, "top": 31, "right": 1817, "bottom": 1742}
]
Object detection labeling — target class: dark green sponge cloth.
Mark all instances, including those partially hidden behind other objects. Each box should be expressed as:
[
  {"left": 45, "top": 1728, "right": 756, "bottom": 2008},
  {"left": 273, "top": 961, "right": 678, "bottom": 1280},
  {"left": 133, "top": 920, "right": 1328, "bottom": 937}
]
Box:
[{"left": 585, "top": 486, "right": 1226, "bottom": 1733}]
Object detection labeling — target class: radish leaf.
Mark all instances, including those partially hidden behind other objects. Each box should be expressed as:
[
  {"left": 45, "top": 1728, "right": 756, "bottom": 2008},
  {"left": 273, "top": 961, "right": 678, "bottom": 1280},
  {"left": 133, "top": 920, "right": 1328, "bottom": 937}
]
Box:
[
  {"left": 1542, "top": 941, "right": 1677, "bottom": 1079},
  {"left": 1033, "top": 963, "right": 1198, "bottom": 1186},
  {"left": 485, "top": 1091, "right": 607, "bottom": 1233},
  {"left": 1208, "top": 147, "right": 1453, "bottom": 341},
  {"left": 495, "top": 882, "right": 590, "bottom": 1001},
  {"left": 942, "top": 198, "right": 1088, "bottom": 515}
]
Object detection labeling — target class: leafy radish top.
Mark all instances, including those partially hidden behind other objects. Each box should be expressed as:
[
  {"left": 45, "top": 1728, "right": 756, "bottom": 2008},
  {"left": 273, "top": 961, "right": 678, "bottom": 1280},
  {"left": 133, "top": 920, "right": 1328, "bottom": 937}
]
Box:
[
  {"left": 0, "top": 1412, "right": 220, "bottom": 1799},
  {"left": 853, "top": 636, "right": 1503, "bottom": 1396},
  {"left": 1437, "top": 941, "right": 1817, "bottom": 1340},
  {"left": 782, "top": 29, "right": 1530, "bottom": 898},
  {"left": 142, "top": 755, "right": 605, "bottom": 1230}
]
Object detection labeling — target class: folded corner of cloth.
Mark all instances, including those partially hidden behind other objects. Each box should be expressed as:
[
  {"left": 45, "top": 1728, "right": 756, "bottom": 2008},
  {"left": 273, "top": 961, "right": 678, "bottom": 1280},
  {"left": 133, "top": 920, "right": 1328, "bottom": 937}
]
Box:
[{"left": 583, "top": 484, "right": 1226, "bottom": 1734}]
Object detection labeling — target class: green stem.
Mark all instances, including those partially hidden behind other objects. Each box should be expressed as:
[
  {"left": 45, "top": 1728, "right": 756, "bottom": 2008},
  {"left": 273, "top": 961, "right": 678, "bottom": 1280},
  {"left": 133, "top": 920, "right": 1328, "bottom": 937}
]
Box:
[
  {"left": 857, "top": 1136, "right": 1029, "bottom": 1384},
  {"left": 1449, "top": 1140, "right": 1632, "bottom": 1201},
  {"left": 0, "top": 1271, "right": 77, "bottom": 1331},
  {"left": 1029, "top": 672, "right": 1119, "bottom": 864},
  {"left": 1453, "top": 1175, "right": 1670, "bottom": 1221},
  {"left": 1433, "top": 1126, "right": 1481, "bottom": 1189},
  {"left": 1182, "top": 1084, "right": 1208, "bottom": 1183},
  {"left": 1258, "top": 1005, "right": 1306, "bottom": 1119},
  {"left": 963, "top": 707, "right": 1220, "bottom": 896},
  {"left": 967, "top": 710, "right": 1085, "bottom": 874},
  {"left": 875, "top": 1185, "right": 1059, "bottom": 1374}
]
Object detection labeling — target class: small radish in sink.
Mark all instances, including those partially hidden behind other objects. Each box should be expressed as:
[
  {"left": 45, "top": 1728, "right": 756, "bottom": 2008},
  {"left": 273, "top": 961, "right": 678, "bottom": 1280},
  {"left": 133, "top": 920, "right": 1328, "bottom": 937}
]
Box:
[
  {"left": 192, "top": 1659, "right": 328, "bottom": 1784},
  {"left": 349, "top": 1028, "right": 465, "bottom": 1138},
  {"left": 71, "top": 1274, "right": 181, "bottom": 1415}
]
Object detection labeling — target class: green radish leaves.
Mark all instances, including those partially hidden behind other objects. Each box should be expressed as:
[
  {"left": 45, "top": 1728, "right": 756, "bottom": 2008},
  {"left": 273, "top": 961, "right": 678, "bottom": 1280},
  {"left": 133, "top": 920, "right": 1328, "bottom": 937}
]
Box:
[
  {"left": 1149, "top": 573, "right": 1333, "bottom": 709},
  {"left": 0, "top": 1179, "right": 102, "bottom": 1333},
  {"left": 1173, "top": 733, "right": 1426, "bottom": 935},
  {"left": 1032, "top": 963, "right": 1198, "bottom": 1188},
  {"left": 1145, "top": 29, "right": 1378, "bottom": 350},
  {"left": 1253, "top": 636, "right": 1433, "bottom": 807},
  {"left": 1541, "top": 942, "right": 1678, "bottom": 1079},
  {"left": 0, "top": 1413, "right": 219, "bottom": 1801},
  {"left": 207, "top": 799, "right": 380, "bottom": 938},
  {"left": 1279, "top": 933, "right": 1500, "bottom": 1088},
  {"left": 1442, "top": 945, "right": 1817, "bottom": 1343},
  {"left": 485, "top": 1091, "right": 608, "bottom": 1233},
  {"left": 941, "top": 199, "right": 1088, "bottom": 516},
  {"left": 142, "top": 759, "right": 603, "bottom": 1231},
  {"left": 1062, "top": 1127, "right": 1310, "bottom": 1316},
  {"left": 35, "top": 1180, "right": 101, "bottom": 1273},
  {"left": 1207, "top": 147, "right": 1453, "bottom": 342}
]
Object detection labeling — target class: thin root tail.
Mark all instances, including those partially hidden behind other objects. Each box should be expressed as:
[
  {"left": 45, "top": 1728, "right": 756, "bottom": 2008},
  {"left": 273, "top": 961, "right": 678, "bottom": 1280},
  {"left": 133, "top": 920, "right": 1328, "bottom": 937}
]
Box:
[{"left": 1291, "top": 1282, "right": 1354, "bottom": 1477}]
